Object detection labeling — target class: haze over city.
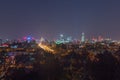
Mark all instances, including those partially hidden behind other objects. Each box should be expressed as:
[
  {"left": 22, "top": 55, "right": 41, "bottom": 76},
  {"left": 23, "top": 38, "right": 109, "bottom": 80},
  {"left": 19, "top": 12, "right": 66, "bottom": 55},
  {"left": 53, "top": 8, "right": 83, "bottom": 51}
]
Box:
[
  {"left": 1, "top": 1, "right": 120, "bottom": 80},
  {"left": 0, "top": 0, "right": 120, "bottom": 40}
]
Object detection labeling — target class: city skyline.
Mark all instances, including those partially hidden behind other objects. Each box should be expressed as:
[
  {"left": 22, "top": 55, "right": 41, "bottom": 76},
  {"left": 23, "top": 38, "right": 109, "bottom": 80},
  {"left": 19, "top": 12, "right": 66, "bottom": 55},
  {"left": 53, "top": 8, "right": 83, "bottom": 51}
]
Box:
[{"left": 0, "top": 0, "right": 120, "bottom": 40}]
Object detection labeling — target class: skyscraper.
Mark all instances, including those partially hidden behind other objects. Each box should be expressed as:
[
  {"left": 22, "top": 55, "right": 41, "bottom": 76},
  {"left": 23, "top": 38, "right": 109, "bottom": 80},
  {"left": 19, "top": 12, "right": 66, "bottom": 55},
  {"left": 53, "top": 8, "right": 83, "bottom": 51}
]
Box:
[{"left": 81, "top": 32, "right": 85, "bottom": 42}]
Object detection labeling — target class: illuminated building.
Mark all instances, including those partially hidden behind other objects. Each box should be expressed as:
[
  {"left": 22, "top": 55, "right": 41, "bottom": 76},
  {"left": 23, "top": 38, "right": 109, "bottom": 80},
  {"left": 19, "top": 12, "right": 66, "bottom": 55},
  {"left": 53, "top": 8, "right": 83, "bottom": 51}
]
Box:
[
  {"left": 67, "top": 37, "right": 72, "bottom": 42},
  {"left": 55, "top": 34, "right": 65, "bottom": 44},
  {"left": 55, "top": 34, "right": 72, "bottom": 44},
  {"left": 81, "top": 32, "right": 85, "bottom": 42},
  {"left": 23, "top": 35, "right": 35, "bottom": 43}
]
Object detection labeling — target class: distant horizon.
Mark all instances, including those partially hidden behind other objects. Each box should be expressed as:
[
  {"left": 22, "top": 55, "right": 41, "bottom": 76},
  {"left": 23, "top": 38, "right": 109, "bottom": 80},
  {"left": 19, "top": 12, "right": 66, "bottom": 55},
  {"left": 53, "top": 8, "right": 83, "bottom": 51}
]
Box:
[{"left": 0, "top": 33, "right": 118, "bottom": 41}]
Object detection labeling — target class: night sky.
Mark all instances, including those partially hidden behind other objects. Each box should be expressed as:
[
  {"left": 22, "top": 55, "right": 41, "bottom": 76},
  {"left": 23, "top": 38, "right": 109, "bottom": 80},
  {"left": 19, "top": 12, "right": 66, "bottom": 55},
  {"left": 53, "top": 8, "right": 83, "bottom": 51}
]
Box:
[{"left": 0, "top": 0, "right": 120, "bottom": 40}]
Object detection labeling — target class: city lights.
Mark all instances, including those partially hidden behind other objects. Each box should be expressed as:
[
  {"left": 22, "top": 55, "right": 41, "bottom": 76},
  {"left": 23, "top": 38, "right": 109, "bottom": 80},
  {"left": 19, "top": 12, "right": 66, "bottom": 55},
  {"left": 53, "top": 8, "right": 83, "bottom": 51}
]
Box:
[
  {"left": 38, "top": 43, "right": 55, "bottom": 54},
  {"left": 0, "top": 0, "right": 119, "bottom": 79}
]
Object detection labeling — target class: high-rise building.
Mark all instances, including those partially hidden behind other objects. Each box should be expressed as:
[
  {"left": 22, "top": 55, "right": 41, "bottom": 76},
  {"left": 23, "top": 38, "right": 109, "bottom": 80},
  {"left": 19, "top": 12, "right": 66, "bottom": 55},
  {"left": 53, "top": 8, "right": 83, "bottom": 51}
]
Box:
[{"left": 81, "top": 32, "right": 85, "bottom": 42}]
